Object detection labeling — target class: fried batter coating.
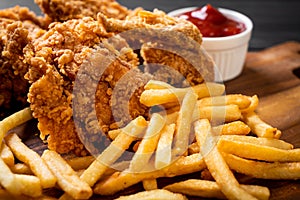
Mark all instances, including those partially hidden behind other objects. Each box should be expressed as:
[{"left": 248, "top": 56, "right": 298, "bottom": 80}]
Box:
[
  {"left": 25, "top": 17, "right": 150, "bottom": 155},
  {"left": 0, "top": 5, "right": 51, "bottom": 29},
  {"left": 0, "top": 6, "right": 46, "bottom": 119},
  {"left": 35, "top": 0, "right": 132, "bottom": 22},
  {"left": 98, "top": 9, "right": 214, "bottom": 86}
]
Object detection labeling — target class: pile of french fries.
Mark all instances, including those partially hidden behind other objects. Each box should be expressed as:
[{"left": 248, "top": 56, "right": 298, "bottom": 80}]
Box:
[{"left": 1, "top": 80, "right": 300, "bottom": 200}]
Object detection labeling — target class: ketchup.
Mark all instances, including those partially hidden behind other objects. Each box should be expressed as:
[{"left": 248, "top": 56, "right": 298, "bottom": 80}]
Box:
[{"left": 178, "top": 4, "right": 246, "bottom": 37}]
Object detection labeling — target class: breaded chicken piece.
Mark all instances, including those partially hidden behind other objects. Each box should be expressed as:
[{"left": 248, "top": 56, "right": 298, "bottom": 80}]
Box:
[
  {"left": 0, "top": 5, "right": 51, "bottom": 29},
  {"left": 35, "top": 0, "right": 132, "bottom": 22},
  {"left": 25, "top": 17, "right": 150, "bottom": 155},
  {"left": 98, "top": 9, "right": 214, "bottom": 86},
  {"left": 0, "top": 6, "right": 46, "bottom": 119}
]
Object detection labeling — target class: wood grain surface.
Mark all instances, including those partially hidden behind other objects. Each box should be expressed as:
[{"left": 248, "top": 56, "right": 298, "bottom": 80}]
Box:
[{"left": 15, "top": 41, "right": 300, "bottom": 199}]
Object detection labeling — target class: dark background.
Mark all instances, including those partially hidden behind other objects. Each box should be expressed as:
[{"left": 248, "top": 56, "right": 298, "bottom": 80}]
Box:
[{"left": 1, "top": 0, "right": 299, "bottom": 50}]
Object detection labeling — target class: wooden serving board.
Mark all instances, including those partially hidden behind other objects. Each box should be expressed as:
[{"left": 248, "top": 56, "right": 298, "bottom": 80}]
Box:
[{"left": 17, "top": 41, "right": 300, "bottom": 199}]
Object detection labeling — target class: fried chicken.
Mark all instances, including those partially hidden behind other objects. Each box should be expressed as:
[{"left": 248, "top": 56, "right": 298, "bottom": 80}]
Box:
[
  {"left": 0, "top": 6, "right": 46, "bottom": 119},
  {"left": 35, "top": 0, "right": 133, "bottom": 22},
  {"left": 24, "top": 4, "right": 214, "bottom": 155},
  {"left": 25, "top": 16, "right": 152, "bottom": 155},
  {"left": 98, "top": 9, "right": 214, "bottom": 86}
]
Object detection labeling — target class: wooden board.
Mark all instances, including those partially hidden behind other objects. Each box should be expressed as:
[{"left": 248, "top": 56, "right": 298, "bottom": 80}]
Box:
[{"left": 14, "top": 41, "right": 300, "bottom": 199}]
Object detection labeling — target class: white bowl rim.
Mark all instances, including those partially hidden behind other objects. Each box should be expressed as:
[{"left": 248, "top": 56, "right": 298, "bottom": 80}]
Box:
[{"left": 168, "top": 7, "right": 253, "bottom": 42}]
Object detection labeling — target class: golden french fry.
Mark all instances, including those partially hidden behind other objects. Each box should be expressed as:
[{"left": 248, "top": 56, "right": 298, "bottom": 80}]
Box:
[
  {"left": 193, "top": 104, "right": 241, "bottom": 123},
  {"left": 161, "top": 101, "right": 180, "bottom": 110},
  {"left": 188, "top": 142, "right": 200, "bottom": 154},
  {"left": 80, "top": 116, "right": 148, "bottom": 187},
  {"left": 241, "top": 95, "right": 259, "bottom": 114},
  {"left": 242, "top": 112, "right": 281, "bottom": 138},
  {"left": 142, "top": 179, "right": 158, "bottom": 190},
  {"left": 0, "top": 188, "right": 15, "bottom": 200},
  {"left": 5, "top": 133, "right": 56, "bottom": 188},
  {"left": 15, "top": 174, "right": 42, "bottom": 197},
  {"left": 10, "top": 163, "right": 33, "bottom": 175},
  {"left": 213, "top": 121, "right": 251, "bottom": 135},
  {"left": 219, "top": 139, "right": 300, "bottom": 162},
  {"left": 109, "top": 160, "right": 131, "bottom": 173},
  {"left": 198, "top": 94, "right": 251, "bottom": 110},
  {"left": 144, "top": 80, "right": 175, "bottom": 90},
  {"left": 173, "top": 90, "right": 198, "bottom": 156},
  {"left": 220, "top": 135, "right": 293, "bottom": 150},
  {"left": 0, "top": 107, "right": 32, "bottom": 148},
  {"left": 65, "top": 156, "right": 95, "bottom": 171},
  {"left": 0, "top": 142, "right": 14, "bottom": 166},
  {"left": 42, "top": 150, "right": 92, "bottom": 199},
  {"left": 194, "top": 119, "right": 257, "bottom": 200},
  {"left": 164, "top": 111, "right": 179, "bottom": 125},
  {"left": 129, "top": 113, "right": 165, "bottom": 172},
  {"left": 0, "top": 157, "right": 20, "bottom": 195},
  {"left": 0, "top": 189, "right": 54, "bottom": 200},
  {"left": 115, "top": 189, "right": 188, "bottom": 200},
  {"left": 140, "top": 82, "right": 225, "bottom": 106},
  {"left": 108, "top": 129, "right": 121, "bottom": 140},
  {"left": 224, "top": 153, "right": 300, "bottom": 179},
  {"left": 94, "top": 153, "right": 205, "bottom": 195},
  {"left": 155, "top": 124, "right": 175, "bottom": 169},
  {"left": 164, "top": 179, "right": 270, "bottom": 200}
]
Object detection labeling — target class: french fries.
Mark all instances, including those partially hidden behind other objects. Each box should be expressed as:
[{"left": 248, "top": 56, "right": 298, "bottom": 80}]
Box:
[
  {"left": 0, "top": 107, "right": 32, "bottom": 148},
  {"left": 220, "top": 135, "right": 293, "bottom": 150},
  {"left": 194, "top": 119, "right": 257, "bottom": 200},
  {"left": 115, "top": 189, "right": 188, "bottom": 200},
  {"left": 65, "top": 156, "right": 95, "bottom": 171},
  {"left": 241, "top": 95, "right": 259, "bottom": 113},
  {"left": 94, "top": 153, "right": 206, "bottom": 195},
  {"left": 144, "top": 80, "right": 175, "bottom": 90},
  {"left": 155, "top": 124, "right": 175, "bottom": 169},
  {"left": 242, "top": 112, "right": 281, "bottom": 138},
  {"left": 0, "top": 142, "right": 14, "bottom": 167},
  {"left": 164, "top": 179, "right": 270, "bottom": 200},
  {"left": 0, "top": 157, "right": 21, "bottom": 196},
  {"left": 5, "top": 133, "right": 57, "bottom": 188},
  {"left": 224, "top": 153, "right": 300, "bottom": 179},
  {"left": 15, "top": 174, "right": 42, "bottom": 197},
  {"left": 193, "top": 104, "right": 242, "bottom": 122},
  {"left": 218, "top": 138, "right": 300, "bottom": 162},
  {"left": 142, "top": 179, "right": 158, "bottom": 190},
  {"left": 10, "top": 163, "right": 33, "bottom": 175},
  {"left": 198, "top": 94, "right": 252, "bottom": 110},
  {"left": 173, "top": 90, "right": 198, "bottom": 156},
  {"left": 140, "top": 82, "right": 225, "bottom": 106},
  {"left": 213, "top": 121, "right": 251, "bottom": 135},
  {"left": 1, "top": 79, "right": 299, "bottom": 200},
  {"left": 42, "top": 150, "right": 92, "bottom": 199},
  {"left": 129, "top": 113, "right": 165, "bottom": 172},
  {"left": 80, "top": 116, "right": 148, "bottom": 187}
]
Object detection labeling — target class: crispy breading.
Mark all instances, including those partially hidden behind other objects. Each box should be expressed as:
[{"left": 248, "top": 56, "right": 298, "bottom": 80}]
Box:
[
  {"left": 25, "top": 17, "right": 151, "bottom": 155},
  {"left": 98, "top": 9, "right": 214, "bottom": 86},
  {"left": 0, "top": 6, "right": 51, "bottom": 29},
  {"left": 0, "top": 6, "right": 46, "bottom": 119},
  {"left": 35, "top": 0, "right": 132, "bottom": 22}
]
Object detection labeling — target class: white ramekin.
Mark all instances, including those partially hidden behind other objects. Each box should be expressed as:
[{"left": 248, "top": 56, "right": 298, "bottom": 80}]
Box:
[{"left": 168, "top": 7, "right": 253, "bottom": 82}]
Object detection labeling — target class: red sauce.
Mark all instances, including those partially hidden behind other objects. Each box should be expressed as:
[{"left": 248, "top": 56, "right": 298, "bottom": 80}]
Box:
[{"left": 178, "top": 4, "right": 246, "bottom": 37}]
